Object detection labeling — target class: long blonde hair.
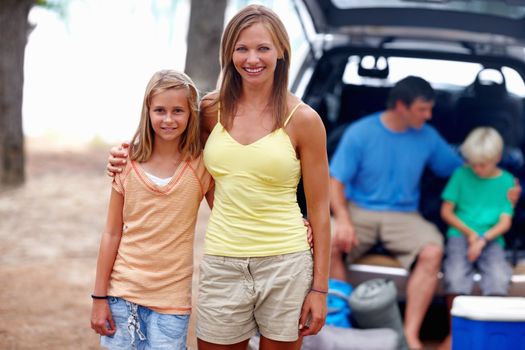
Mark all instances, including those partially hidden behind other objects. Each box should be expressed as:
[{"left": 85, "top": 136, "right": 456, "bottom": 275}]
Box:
[
  {"left": 217, "top": 4, "right": 291, "bottom": 130},
  {"left": 130, "top": 70, "right": 201, "bottom": 162}
]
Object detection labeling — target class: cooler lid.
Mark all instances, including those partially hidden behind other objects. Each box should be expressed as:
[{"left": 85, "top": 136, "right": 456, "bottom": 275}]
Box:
[{"left": 451, "top": 296, "right": 525, "bottom": 321}]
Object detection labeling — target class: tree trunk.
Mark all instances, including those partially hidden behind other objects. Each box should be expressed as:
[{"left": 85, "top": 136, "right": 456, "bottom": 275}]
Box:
[
  {"left": 185, "top": 0, "right": 227, "bottom": 95},
  {"left": 0, "top": 0, "right": 32, "bottom": 187}
]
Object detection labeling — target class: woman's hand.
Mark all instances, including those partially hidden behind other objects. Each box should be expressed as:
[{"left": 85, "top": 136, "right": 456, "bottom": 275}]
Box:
[
  {"left": 299, "top": 290, "right": 327, "bottom": 337},
  {"left": 106, "top": 142, "right": 130, "bottom": 177},
  {"left": 90, "top": 299, "right": 116, "bottom": 336}
]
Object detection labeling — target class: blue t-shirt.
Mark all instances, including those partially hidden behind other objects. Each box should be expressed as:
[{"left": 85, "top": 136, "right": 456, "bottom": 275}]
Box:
[{"left": 330, "top": 112, "right": 463, "bottom": 212}]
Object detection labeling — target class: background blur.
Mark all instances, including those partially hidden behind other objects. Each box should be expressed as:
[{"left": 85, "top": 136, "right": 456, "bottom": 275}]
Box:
[{"left": 23, "top": 0, "right": 309, "bottom": 146}]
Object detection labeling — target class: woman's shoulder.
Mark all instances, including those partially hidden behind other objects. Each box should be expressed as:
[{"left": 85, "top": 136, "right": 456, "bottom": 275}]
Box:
[
  {"left": 286, "top": 96, "right": 323, "bottom": 129},
  {"left": 287, "top": 95, "right": 319, "bottom": 119},
  {"left": 284, "top": 95, "right": 326, "bottom": 148}
]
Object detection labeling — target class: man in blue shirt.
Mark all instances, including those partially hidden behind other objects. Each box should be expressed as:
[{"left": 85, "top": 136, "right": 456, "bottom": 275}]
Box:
[{"left": 330, "top": 76, "right": 462, "bottom": 350}]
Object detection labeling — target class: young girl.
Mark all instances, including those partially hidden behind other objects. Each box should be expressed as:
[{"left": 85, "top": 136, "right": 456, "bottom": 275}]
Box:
[{"left": 90, "top": 70, "right": 213, "bottom": 350}]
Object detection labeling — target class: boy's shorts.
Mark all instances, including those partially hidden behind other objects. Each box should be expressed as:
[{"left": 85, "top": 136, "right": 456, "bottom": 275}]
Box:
[
  {"left": 443, "top": 236, "right": 512, "bottom": 295},
  {"left": 196, "top": 250, "right": 313, "bottom": 345},
  {"left": 345, "top": 204, "right": 444, "bottom": 269},
  {"left": 100, "top": 296, "right": 189, "bottom": 350}
]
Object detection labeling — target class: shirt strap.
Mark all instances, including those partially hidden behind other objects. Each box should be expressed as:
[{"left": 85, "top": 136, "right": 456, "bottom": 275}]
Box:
[{"left": 284, "top": 102, "right": 303, "bottom": 127}]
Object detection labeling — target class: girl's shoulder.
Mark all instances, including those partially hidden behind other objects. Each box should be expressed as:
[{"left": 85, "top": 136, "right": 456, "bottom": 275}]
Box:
[
  {"left": 188, "top": 153, "right": 205, "bottom": 166},
  {"left": 187, "top": 154, "right": 208, "bottom": 177},
  {"left": 113, "top": 161, "right": 134, "bottom": 194},
  {"left": 186, "top": 154, "right": 212, "bottom": 196}
]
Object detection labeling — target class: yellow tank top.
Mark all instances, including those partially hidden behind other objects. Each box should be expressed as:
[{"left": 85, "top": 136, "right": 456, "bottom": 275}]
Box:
[{"left": 203, "top": 103, "right": 309, "bottom": 256}]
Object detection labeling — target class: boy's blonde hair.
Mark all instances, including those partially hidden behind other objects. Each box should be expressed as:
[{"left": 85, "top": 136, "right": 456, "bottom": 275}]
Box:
[
  {"left": 130, "top": 70, "right": 201, "bottom": 162},
  {"left": 218, "top": 4, "right": 291, "bottom": 130},
  {"left": 460, "top": 127, "right": 503, "bottom": 163}
]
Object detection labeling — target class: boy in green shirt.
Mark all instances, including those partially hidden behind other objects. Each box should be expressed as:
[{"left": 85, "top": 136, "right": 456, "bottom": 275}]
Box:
[{"left": 439, "top": 127, "right": 514, "bottom": 349}]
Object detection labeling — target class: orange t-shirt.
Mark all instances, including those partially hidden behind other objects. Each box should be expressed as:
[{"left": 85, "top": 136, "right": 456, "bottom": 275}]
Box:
[{"left": 108, "top": 155, "right": 212, "bottom": 314}]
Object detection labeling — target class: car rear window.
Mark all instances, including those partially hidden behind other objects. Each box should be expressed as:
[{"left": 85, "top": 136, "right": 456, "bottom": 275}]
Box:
[{"left": 342, "top": 55, "right": 525, "bottom": 97}]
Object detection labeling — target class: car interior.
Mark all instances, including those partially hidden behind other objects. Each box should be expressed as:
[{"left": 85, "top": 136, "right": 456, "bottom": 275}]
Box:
[
  {"left": 298, "top": 45, "right": 525, "bottom": 293},
  {"left": 291, "top": 0, "right": 525, "bottom": 342}
]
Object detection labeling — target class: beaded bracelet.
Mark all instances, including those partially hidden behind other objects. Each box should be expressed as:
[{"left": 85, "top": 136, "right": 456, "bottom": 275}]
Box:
[
  {"left": 91, "top": 294, "right": 109, "bottom": 300},
  {"left": 310, "top": 288, "right": 328, "bottom": 294}
]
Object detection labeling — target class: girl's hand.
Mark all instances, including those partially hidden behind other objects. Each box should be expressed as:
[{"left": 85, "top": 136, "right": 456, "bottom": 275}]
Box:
[
  {"left": 106, "top": 142, "right": 130, "bottom": 177},
  {"left": 91, "top": 299, "right": 116, "bottom": 336},
  {"left": 299, "top": 290, "right": 327, "bottom": 337},
  {"left": 304, "top": 218, "right": 313, "bottom": 248}
]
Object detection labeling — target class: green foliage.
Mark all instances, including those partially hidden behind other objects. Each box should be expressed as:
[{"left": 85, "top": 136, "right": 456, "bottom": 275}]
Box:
[
  {"left": 34, "top": 0, "right": 71, "bottom": 22},
  {"left": 35, "top": 0, "right": 59, "bottom": 9}
]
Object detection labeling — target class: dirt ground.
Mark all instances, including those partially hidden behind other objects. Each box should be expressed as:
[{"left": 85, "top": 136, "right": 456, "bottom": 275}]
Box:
[{"left": 0, "top": 142, "right": 208, "bottom": 350}]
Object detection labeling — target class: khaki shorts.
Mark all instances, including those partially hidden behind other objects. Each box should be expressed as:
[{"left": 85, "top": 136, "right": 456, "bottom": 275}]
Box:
[
  {"left": 196, "top": 251, "right": 313, "bottom": 345},
  {"left": 345, "top": 203, "right": 443, "bottom": 269}
]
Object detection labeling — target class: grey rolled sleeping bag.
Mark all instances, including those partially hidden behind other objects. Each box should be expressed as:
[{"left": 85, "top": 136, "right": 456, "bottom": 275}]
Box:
[{"left": 348, "top": 278, "right": 409, "bottom": 350}]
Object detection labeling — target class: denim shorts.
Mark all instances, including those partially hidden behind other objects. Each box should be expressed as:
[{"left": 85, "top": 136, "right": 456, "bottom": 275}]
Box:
[
  {"left": 100, "top": 297, "right": 189, "bottom": 350},
  {"left": 443, "top": 236, "right": 512, "bottom": 295}
]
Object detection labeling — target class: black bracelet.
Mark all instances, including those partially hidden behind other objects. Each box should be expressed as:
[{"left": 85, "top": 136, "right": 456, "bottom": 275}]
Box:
[
  {"left": 91, "top": 294, "right": 109, "bottom": 300},
  {"left": 310, "top": 288, "right": 328, "bottom": 295}
]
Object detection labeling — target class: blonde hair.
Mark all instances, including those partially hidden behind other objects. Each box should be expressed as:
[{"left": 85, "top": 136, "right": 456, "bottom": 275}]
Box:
[
  {"left": 460, "top": 127, "right": 503, "bottom": 163},
  {"left": 217, "top": 4, "right": 291, "bottom": 130},
  {"left": 130, "top": 70, "right": 201, "bottom": 162}
]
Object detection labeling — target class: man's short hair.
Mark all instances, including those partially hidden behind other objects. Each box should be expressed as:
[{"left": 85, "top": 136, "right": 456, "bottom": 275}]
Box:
[
  {"left": 386, "top": 76, "right": 435, "bottom": 109},
  {"left": 460, "top": 127, "right": 504, "bottom": 163}
]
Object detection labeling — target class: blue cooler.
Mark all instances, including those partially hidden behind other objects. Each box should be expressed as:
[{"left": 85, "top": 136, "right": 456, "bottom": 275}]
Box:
[{"left": 451, "top": 296, "right": 525, "bottom": 350}]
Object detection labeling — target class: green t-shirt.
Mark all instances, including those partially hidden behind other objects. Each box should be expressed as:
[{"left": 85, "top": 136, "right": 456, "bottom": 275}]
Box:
[{"left": 441, "top": 165, "right": 514, "bottom": 247}]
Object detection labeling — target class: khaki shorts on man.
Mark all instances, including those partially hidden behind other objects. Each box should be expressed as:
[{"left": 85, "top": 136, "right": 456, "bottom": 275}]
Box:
[{"left": 346, "top": 203, "right": 443, "bottom": 269}]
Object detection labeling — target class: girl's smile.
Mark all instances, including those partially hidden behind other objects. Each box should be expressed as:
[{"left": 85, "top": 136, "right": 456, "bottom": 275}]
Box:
[{"left": 149, "top": 88, "right": 190, "bottom": 143}]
